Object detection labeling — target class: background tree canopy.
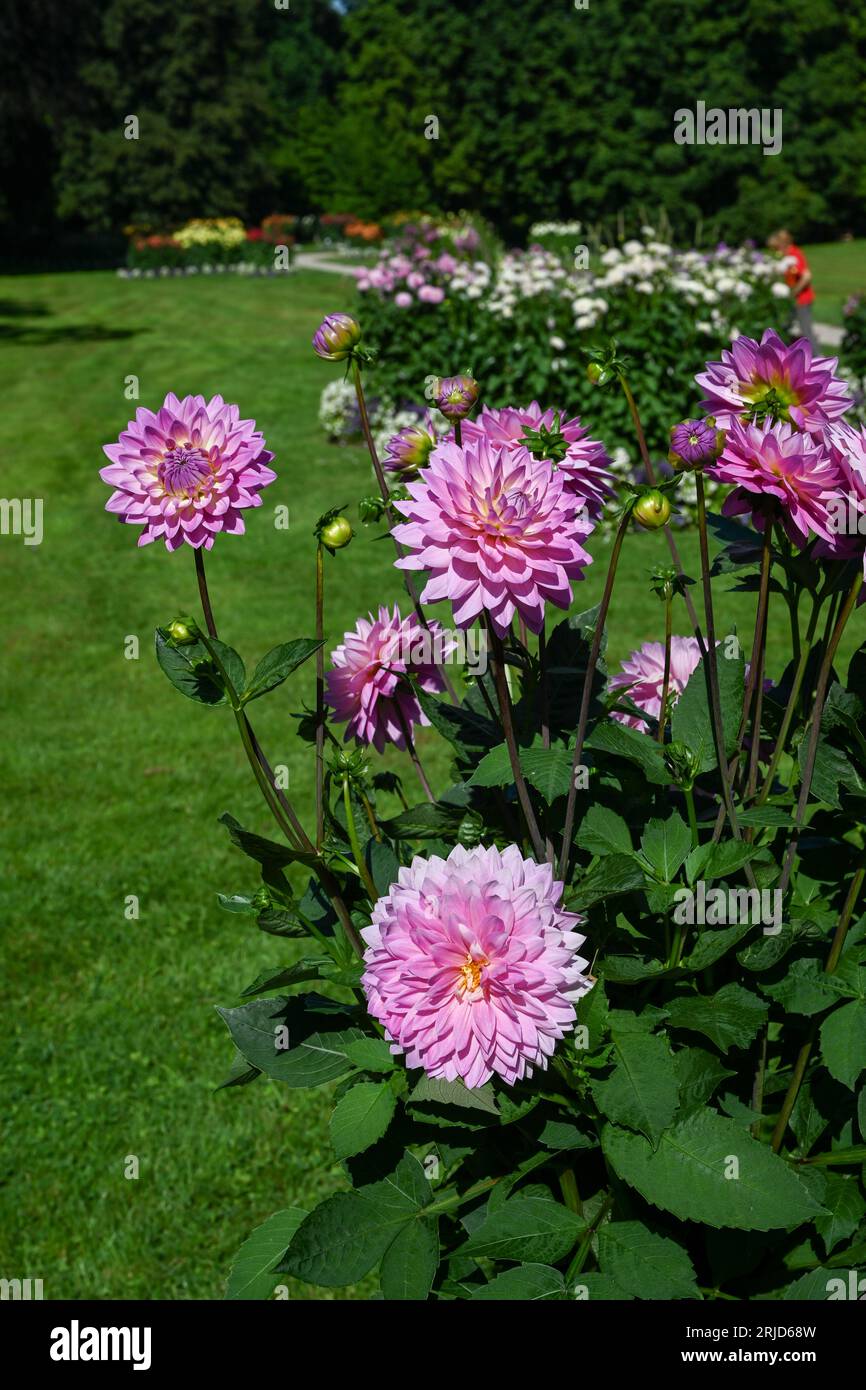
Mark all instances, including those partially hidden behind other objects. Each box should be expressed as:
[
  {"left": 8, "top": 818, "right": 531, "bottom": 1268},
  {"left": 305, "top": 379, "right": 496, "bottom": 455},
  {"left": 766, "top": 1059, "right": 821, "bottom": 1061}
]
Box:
[{"left": 2, "top": 0, "right": 864, "bottom": 243}]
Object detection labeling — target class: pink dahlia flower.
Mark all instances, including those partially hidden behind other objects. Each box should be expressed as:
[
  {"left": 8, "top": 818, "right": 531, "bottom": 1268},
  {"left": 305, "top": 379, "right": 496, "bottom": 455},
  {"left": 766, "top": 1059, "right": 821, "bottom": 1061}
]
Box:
[
  {"left": 696, "top": 329, "right": 852, "bottom": 433},
  {"left": 609, "top": 636, "right": 704, "bottom": 730},
  {"left": 325, "top": 604, "right": 452, "bottom": 753},
  {"left": 461, "top": 402, "right": 613, "bottom": 519},
  {"left": 361, "top": 843, "right": 593, "bottom": 1088},
  {"left": 709, "top": 419, "right": 843, "bottom": 547},
  {"left": 100, "top": 394, "right": 276, "bottom": 551},
  {"left": 813, "top": 421, "right": 866, "bottom": 570},
  {"left": 392, "top": 437, "right": 593, "bottom": 638}
]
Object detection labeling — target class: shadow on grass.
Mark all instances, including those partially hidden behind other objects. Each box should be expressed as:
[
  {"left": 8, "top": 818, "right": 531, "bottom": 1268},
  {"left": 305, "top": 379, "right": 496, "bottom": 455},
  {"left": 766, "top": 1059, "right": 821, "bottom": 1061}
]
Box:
[{"left": 0, "top": 296, "right": 142, "bottom": 344}]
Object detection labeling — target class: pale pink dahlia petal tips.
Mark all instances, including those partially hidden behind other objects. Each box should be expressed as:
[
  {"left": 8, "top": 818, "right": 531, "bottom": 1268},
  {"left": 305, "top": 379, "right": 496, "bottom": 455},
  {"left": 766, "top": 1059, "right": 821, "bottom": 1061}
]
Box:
[
  {"left": 392, "top": 436, "right": 593, "bottom": 639},
  {"left": 100, "top": 393, "right": 276, "bottom": 551},
  {"left": 610, "top": 636, "right": 704, "bottom": 730},
  {"left": 325, "top": 604, "right": 452, "bottom": 753},
  {"left": 361, "top": 843, "right": 594, "bottom": 1088}
]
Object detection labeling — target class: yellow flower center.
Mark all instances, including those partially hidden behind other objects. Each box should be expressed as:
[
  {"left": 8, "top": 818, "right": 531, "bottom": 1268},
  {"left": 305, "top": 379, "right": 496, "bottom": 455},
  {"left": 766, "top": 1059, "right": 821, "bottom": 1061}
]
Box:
[{"left": 458, "top": 956, "right": 488, "bottom": 995}]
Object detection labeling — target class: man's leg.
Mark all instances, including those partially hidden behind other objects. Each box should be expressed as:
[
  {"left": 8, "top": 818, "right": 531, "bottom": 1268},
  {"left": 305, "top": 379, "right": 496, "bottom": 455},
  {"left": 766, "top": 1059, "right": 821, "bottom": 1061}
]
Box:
[{"left": 795, "top": 304, "right": 818, "bottom": 351}]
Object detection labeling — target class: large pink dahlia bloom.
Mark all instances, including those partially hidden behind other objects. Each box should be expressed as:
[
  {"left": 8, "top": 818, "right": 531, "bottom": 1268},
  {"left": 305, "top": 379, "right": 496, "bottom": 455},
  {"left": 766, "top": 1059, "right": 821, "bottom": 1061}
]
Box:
[
  {"left": 814, "top": 421, "right": 866, "bottom": 572},
  {"left": 460, "top": 402, "right": 613, "bottom": 519},
  {"left": 325, "top": 605, "right": 452, "bottom": 753},
  {"left": 101, "top": 394, "right": 276, "bottom": 550},
  {"left": 361, "top": 843, "right": 593, "bottom": 1088},
  {"left": 609, "top": 636, "right": 703, "bottom": 730},
  {"left": 392, "top": 437, "right": 593, "bottom": 638},
  {"left": 696, "top": 329, "right": 852, "bottom": 433},
  {"left": 709, "top": 419, "right": 843, "bottom": 547}
]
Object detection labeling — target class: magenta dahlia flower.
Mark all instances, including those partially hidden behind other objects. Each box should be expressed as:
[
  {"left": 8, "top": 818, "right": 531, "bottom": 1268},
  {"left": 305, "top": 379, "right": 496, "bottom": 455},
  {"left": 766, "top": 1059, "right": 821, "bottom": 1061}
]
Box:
[
  {"left": 709, "top": 419, "right": 843, "bottom": 547},
  {"left": 814, "top": 421, "right": 866, "bottom": 568},
  {"left": 392, "top": 437, "right": 593, "bottom": 638},
  {"left": 100, "top": 394, "right": 276, "bottom": 551},
  {"left": 361, "top": 843, "right": 594, "bottom": 1088},
  {"left": 325, "top": 605, "right": 453, "bottom": 753},
  {"left": 668, "top": 416, "right": 725, "bottom": 471},
  {"left": 609, "top": 637, "right": 704, "bottom": 730},
  {"left": 460, "top": 402, "right": 613, "bottom": 519},
  {"left": 696, "top": 329, "right": 852, "bottom": 433}
]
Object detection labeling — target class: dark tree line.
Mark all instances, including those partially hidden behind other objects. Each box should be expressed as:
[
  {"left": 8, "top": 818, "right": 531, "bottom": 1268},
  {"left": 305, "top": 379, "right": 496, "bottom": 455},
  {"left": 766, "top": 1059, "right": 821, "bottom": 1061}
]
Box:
[{"left": 1, "top": 0, "right": 863, "bottom": 245}]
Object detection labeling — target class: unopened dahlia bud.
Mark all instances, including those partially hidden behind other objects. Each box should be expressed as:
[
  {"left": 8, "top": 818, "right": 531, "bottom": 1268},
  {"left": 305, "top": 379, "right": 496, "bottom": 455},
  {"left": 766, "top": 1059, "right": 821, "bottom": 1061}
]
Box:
[
  {"left": 166, "top": 618, "right": 198, "bottom": 644},
  {"left": 434, "top": 374, "right": 479, "bottom": 420},
  {"left": 668, "top": 416, "right": 725, "bottom": 472},
  {"left": 634, "top": 489, "right": 672, "bottom": 529},
  {"left": 384, "top": 420, "right": 437, "bottom": 476},
  {"left": 664, "top": 740, "right": 701, "bottom": 791},
  {"left": 312, "top": 313, "right": 362, "bottom": 362},
  {"left": 320, "top": 515, "right": 353, "bottom": 551}
]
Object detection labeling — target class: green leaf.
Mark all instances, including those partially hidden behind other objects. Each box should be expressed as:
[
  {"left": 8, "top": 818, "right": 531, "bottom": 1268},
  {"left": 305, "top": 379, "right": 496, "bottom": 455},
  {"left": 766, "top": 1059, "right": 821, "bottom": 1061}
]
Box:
[
  {"left": 575, "top": 804, "right": 633, "bottom": 856},
  {"left": 602, "top": 955, "right": 666, "bottom": 983},
  {"left": 672, "top": 647, "right": 744, "bottom": 772},
  {"left": 666, "top": 983, "right": 768, "bottom": 1052},
  {"left": 330, "top": 1081, "right": 397, "bottom": 1160},
  {"left": 602, "top": 1111, "right": 825, "bottom": 1230},
  {"left": 219, "top": 812, "right": 319, "bottom": 869},
  {"left": 591, "top": 1030, "right": 680, "bottom": 1147},
  {"left": 814, "top": 1175, "right": 866, "bottom": 1256},
  {"left": 685, "top": 838, "right": 764, "bottom": 883},
  {"left": 379, "top": 1217, "right": 439, "bottom": 1301},
  {"left": 820, "top": 1001, "right": 866, "bottom": 1089},
  {"left": 679, "top": 923, "right": 754, "bottom": 972},
  {"left": 640, "top": 812, "right": 692, "bottom": 881},
  {"left": 381, "top": 801, "right": 464, "bottom": 840},
  {"left": 417, "top": 688, "right": 498, "bottom": 760},
  {"left": 519, "top": 745, "right": 576, "bottom": 803},
  {"left": 569, "top": 853, "right": 646, "bottom": 910},
  {"left": 597, "top": 1221, "right": 701, "bottom": 1300},
  {"left": 585, "top": 720, "right": 670, "bottom": 784},
  {"left": 225, "top": 1208, "right": 307, "bottom": 1300},
  {"left": 217, "top": 996, "right": 364, "bottom": 1086},
  {"left": 409, "top": 1075, "right": 500, "bottom": 1115},
  {"left": 459, "top": 1197, "right": 583, "bottom": 1265},
  {"left": 155, "top": 629, "right": 243, "bottom": 705},
  {"left": 672, "top": 1047, "right": 735, "bottom": 1113},
  {"left": 241, "top": 959, "right": 332, "bottom": 996},
  {"left": 282, "top": 1153, "right": 433, "bottom": 1288},
  {"left": 760, "top": 958, "right": 851, "bottom": 1016},
  {"left": 343, "top": 1038, "right": 397, "bottom": 1073},
  {"left": 243, "top": 639, "right": 323, "bottom": 703},
  {"left": 736, "top": 805, "right": 795, "bottom": 829},
  {"left": 471, "top": 1264, "right": 566, "bottom": 1300}
]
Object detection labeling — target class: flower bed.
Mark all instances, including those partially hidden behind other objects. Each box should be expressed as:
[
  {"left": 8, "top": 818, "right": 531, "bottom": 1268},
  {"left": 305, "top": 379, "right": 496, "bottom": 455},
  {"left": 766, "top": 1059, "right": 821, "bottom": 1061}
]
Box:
[
  {"left": 100, "top": 311, "right": 866, "bottom": 1304},
  {"left": 124, "top": 216, "right": 296, "bottom": 275}
]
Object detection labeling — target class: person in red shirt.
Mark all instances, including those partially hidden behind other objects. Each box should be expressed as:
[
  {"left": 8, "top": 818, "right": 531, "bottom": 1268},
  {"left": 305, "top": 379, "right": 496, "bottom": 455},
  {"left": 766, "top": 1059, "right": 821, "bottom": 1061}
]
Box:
[{"left": 768, "top": 229, "right": 817, "bottom": 349}]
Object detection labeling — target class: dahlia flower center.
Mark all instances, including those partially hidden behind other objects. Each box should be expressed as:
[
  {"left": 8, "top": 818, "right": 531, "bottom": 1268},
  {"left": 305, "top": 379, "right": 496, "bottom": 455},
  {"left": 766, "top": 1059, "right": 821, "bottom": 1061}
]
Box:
[
  {"left": 457, "top": 954, "right": 489, "bottom": 997},
  {"left": 158, "top": 444, "right": 213, "bottom": 498},
  {"left": 742, "top": 375, "right": 800, "bottom": 409}
]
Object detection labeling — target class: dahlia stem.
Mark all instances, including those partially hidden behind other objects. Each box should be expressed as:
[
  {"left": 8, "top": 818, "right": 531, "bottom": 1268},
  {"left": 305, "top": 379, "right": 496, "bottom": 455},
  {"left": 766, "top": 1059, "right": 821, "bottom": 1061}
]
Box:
[
  {"left": 684, "top": 788, "right": 699, "bottom": 849},
  {"left": 350, "top": 356, "right": 458, "bottom": 705},
  {"left": 315, "top": 540, "right": 325, "bottom": 851},
  {"left": 487, "top": 622, "right": 547, "bottom": 862},
  {"left": 396, "top": 705, "right": 435, "bottom": 803},
  {"left": 558, "top": 509, "right": 630, "bottom": 880},
  {"left": 454, "top": 419, "right": 463, "bottom": 447},
  {"left": 695, "top": 471, "right": 755, "bottom": 881},
  {"left": 342, "top": 775, "right": 378, "bottom": 903},
  {"left": 777, "top": 571, "right": 862, "bottom": 898},
  {"left": 538, "top": 626, "right": 551, "bottom": 750},
  {"left": 618, "top": 375, "right": 699, "bottom": 633},
  {"left": 744, "top": 524, "right": 774, "bottom": 800},
  {"left": 756, "top": 593, "right": 820, "bottom": 805},
  {"left": 657, "top": 591, "right": 673, "bottom": 744},
  {"left": 192, "top": 549, "right": 363, "bottom": 957},
  {"left": 564, "top": 1192, "right": 615, "bottom": 1284},
  {"left": 360, "top": 790, "right": 383, "bottom": 842}
]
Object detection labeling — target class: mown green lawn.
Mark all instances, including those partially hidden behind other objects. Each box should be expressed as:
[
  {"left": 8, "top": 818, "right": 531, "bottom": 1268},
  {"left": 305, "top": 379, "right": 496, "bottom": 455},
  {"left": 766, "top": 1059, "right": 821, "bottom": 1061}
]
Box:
[
  {"left": 803, "top": 238, "right": 866, "bottom": 327},
  {"left": 0, "top": 266, "right": 861, "bottom": 1300}
]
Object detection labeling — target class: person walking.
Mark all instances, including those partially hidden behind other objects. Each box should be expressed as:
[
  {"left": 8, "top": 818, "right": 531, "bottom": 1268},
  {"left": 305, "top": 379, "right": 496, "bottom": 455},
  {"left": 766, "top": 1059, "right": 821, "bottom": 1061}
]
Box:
[{"left": 768, "top": 229, "right": 817, "bottom": 349}]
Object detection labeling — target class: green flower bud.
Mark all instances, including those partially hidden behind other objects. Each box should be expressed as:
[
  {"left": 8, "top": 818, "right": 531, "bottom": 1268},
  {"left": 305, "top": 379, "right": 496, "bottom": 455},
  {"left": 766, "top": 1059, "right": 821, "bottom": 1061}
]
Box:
[
  {"left": 166, "top": 618, "right": 198, "bottom": 644},
  {"left": 634, "top": 490, "right": 672, "bottom": 529},
  {"left": 320, "top": 515, "right": 353, "bottom": 551}
]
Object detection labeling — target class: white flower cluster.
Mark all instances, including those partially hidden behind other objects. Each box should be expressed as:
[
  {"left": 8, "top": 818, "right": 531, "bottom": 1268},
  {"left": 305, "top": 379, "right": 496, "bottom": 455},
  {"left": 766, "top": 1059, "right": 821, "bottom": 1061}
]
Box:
[
  {"left": 448, "top": 234, "right": 788, "bottom": 336},
  {"left": 528, "top": 220, "right": 583, "bottom": 238},
  {"left": 318, "top": 379, "right": 357, "bottom": 439}
]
